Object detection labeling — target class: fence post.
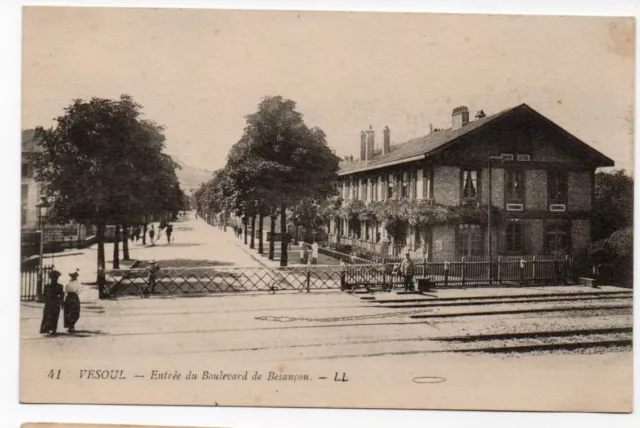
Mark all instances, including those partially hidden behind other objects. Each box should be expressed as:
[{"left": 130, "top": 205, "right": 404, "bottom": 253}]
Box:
[
  {"left": 306, "top": 268, "right": 311, "bottom": 293},
  {"left": 532, "top": 255, "right": 537, "bottom": 284},
  {"left": 444, "top": 261, "right": 449, "bottom": 288},
  {"left": 553, "top": 256, "right": 558, "bottom": 283},
  {"left": 497, "top": 256, "right": 502, "bottom": 285},
  {"left": 461, "top": 257, "right": 466, "bottom": 287},
  {"left": 382, "top": 258, "right": 387, "bottom": 289},
  {"left": 423, "top": 256, "right": 427, "bottom": 279},
  {"left": 520, "top": 258, "right": 526, "bottom": 285}
]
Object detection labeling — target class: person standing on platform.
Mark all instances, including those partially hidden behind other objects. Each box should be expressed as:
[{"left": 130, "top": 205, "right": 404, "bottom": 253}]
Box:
[{"left": 399, "top": 252, "right": 415, "bottom": 292}]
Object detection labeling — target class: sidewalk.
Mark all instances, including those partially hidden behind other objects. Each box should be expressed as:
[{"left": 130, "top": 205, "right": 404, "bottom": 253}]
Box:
[{"left": 223, "top": 227, "right": 336, "bottom": 268}]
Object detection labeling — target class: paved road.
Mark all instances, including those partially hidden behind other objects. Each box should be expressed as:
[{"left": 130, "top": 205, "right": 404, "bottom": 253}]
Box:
[{"left": 32, "top": 213, "right": 263, "bottom": 302}]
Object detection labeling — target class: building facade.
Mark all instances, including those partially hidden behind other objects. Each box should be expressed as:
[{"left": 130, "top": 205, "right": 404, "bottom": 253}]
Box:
[
  {"left": 21, "top": 129, "right": 44, "bottom": 230},
  {"left": 21, "top": 129, "right": 90, "bottom": 245},
  {"left": 328, "top": 104, "right": 613, "bottom": 260}
]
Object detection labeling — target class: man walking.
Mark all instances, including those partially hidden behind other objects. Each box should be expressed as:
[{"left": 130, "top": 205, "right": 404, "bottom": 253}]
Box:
[
  {"left": 166, "top": 223, "right": 173, "bottom": 244},
  {"left": 400, "top": 252, "right": 415, "bottom": 292},
  {"left": 148, "top": 224, "right": 155, "bottom": 246}
]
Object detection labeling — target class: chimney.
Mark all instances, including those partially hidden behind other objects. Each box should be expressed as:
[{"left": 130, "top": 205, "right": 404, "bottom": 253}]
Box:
[
  {"left": 365, "top": 125, "right": 375, "bottom": 162},
  {"left": 452, "top": 106, "right": 470, "bottom": 130},
  {"left": 429, "top": 124, "right": 433, "bottom": 134},
  {"left": 383, "top": 126, "right": 390, "bottom": 156},
  {"left": 360, "top": 131, "right": 366, "bottom": 161}
]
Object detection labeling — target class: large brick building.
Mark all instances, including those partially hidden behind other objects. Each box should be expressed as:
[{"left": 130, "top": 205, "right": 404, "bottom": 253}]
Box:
[{"left": 328, "top": 104, "right": 613, "bottom": 260}]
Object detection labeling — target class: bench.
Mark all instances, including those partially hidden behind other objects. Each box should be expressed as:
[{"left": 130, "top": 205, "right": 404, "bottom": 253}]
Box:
[{"left": 579, "top": 277, "right": 597, "bottom": 288}]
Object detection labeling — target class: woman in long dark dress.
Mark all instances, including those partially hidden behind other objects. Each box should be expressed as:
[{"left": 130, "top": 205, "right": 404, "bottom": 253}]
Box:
[
  {"left": 63, "top": 269, "right": 82, "bottom": 333},
  {"left": 39, "top": 270, "right": 64, "bottom": 335}
]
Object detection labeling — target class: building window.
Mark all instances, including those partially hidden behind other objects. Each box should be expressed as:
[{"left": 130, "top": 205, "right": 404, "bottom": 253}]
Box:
[
  {"left": 423, "top": 169, "right": 434, "bottom": 200},
  {"left": 506, "top": 223, "right": 524, "bottom": 253},
  {"left": 461, "top": 169, "right": 480, "bottom": 200},
  {"left": 372, "top": 179, "right": 378, "bottom": 201},
  {"left": 387, "top": 175, "right": 394, "bottom": 200},
  {"left": 457, "top": 224, "right": 483, "bottom": 257},
  {"left": 546, "top": 221, "right": 570, "bottom": 255},
  {"left": 21, "top": 163, "right": 29, "bottom": 179},
  {"left": 505, "top": 170, "right": 525, "bottom": 202},
  {"left": 548, "top": 170, "right": 568, "bottom": 203},
  {"left": 399, "top": 174, "right": 408, "bottom": 199}
]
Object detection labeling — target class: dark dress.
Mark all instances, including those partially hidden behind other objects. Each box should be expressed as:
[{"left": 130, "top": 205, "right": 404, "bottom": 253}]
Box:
[
  {"left": 39, "top": 282, "right": 64, "bottom": 334},
  {"left": 64, "top": 293, "right": 81, "bottom": 330}
]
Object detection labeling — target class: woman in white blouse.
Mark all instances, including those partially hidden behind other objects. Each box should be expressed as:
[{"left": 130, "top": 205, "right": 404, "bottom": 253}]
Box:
[{"left": 63, "top": 269, "right": 82, "bottom": 333}]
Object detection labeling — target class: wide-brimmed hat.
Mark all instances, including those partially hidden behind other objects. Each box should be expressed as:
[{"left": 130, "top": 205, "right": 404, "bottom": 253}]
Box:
[
  {"left": 48, "top": 269, "right": 61, "bottom": 280},
  {"left": 69, "top": 269, "right": 80, "bottom": 280}
]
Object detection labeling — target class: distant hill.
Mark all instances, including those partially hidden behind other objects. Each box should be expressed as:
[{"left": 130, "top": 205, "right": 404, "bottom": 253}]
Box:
[{"left": 172, "top": 157, "right": 214, "bottom": 192}]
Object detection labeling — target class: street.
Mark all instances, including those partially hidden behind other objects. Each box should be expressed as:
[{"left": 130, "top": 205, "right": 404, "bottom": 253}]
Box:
[{"left": 20, "top": 214, "right": 633, "bottom": 412}]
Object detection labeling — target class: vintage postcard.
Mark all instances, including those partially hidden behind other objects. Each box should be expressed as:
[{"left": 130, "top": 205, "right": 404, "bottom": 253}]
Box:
[{"left": 19, "top": 7, "right": 634, "bottom": 412}]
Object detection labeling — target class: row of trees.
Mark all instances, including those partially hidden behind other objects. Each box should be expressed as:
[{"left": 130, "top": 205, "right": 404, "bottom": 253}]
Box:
[
  {"left": 194, "top": 96, "right": 341, "bottom": 266},
  {"left": 34, "top": 95, "right": 187, "bottom": 284}
]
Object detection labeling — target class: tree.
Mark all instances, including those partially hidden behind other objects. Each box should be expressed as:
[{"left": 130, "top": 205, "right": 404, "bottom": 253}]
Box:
[
  {"left": 34, "top": 95, "right": 181, "bottom": 286},
  {"left": 230, "top": 96, "right": 341, "bottom": 265},
  {"left": 592, "top": 170, "right": 633, "bottom": 241}
]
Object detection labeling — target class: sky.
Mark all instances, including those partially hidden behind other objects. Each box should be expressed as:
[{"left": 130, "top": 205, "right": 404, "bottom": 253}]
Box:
[{"left": 22, "top": 7, "right": 635, "bottom": 174}]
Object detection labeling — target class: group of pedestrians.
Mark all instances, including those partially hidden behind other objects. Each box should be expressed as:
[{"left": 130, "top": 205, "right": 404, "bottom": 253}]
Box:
[
  {"left": 128, "top": 223, "right": 174, "bottom": 246},
  {"left": 299, "top": 241, "right": 319, "bottom": 265},
  {"left": 40, "top": 269, "right": 82, "bottom": 335}
]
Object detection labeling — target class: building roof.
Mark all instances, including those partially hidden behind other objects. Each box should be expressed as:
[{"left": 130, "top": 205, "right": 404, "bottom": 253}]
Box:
[
  {"left": 22, "top": 129, "right": 43, "bottom": 153},
  {"left": 338, "top": 104, "right": 613, "bottom": 175}
]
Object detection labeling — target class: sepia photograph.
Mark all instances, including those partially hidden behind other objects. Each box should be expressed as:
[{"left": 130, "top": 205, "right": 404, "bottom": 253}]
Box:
[{"left": 18, "top": 6, "right": 634, "bottom": 413}]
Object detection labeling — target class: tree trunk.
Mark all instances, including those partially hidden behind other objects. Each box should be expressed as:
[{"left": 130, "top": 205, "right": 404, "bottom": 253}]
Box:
[
  {"left": 122, "top": 224, "right": 130, "bottom": 261},
  {"left": 96, "top": 223, "right": 106, "bottom": 295},
  {"left": 112, "top": 225, "right": 120, "bottom": 269},
  {"left": 280, "top": 203, "right": 288, "bottom": 267},
  {"left": 142, "top": 222, "right": 147, "bottom": 245},
  {"left": 250, "top": 216, "right": 256, "bottom": 249},
  {"left": 243, "top": 217, "right": 248, "bottom": 245},
  {"left": 294, "top": 225, "right": 300, "bottom": 246},
  {"left": 223, "top": 212, "right": 227, "bottom": 232},
  {"left": 258, "top": 213, "right": 264, "bottom": 254},
  {"left": 269, "top": 214, "right": 276, "bottom": 260}
]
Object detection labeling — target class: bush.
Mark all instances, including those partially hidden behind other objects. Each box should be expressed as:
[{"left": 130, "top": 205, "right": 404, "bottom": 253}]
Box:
[{"left": 589, "top": 227, "right": 633, "bottom": 287}]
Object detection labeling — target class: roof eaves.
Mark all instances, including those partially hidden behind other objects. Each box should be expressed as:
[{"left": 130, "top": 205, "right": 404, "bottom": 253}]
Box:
[{"left": 338, "top": 154, "right": 426, "bottom": 176}]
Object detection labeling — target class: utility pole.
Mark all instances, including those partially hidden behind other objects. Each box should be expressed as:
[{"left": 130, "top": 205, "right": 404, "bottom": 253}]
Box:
[{"left": 488, "top": 148, "right": 503, "bottom": 285}]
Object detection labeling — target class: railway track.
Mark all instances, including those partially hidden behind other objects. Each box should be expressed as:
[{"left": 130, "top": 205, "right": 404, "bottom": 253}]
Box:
[{"left": 432, "top": 327, "right": 632, "bottom": 355}]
